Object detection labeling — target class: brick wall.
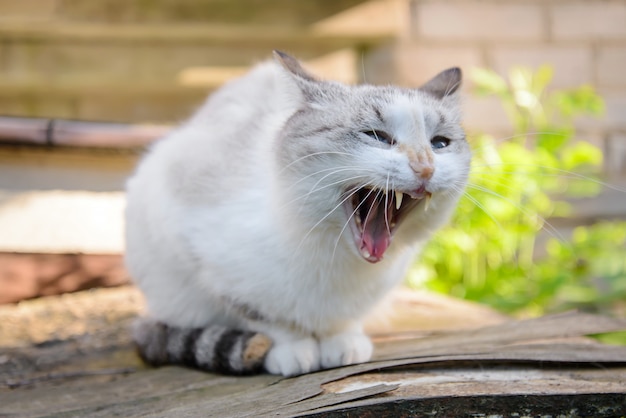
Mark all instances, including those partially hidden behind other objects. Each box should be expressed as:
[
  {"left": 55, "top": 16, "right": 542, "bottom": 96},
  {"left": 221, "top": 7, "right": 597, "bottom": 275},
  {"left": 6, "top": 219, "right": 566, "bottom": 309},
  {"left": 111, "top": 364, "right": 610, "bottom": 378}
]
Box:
[
  {"left": 366, "top": 0, "right": 626, "bottom": 175},
  {"left": 0, "top": 0, "right": 625, "bottom": 175}
]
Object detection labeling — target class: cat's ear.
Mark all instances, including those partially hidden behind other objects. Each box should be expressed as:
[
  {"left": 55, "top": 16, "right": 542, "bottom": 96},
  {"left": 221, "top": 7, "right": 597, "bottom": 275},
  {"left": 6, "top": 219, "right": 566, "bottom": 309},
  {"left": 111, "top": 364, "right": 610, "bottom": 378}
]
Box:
[
  {"left": 420, "top": 67, "right": 462, "bottom": 100},
  {"left": 273, "top": 50, "right": 318, "bottom": 82},
  {"left": 273, "top": 50, "right": 334, "bottom": 105}
]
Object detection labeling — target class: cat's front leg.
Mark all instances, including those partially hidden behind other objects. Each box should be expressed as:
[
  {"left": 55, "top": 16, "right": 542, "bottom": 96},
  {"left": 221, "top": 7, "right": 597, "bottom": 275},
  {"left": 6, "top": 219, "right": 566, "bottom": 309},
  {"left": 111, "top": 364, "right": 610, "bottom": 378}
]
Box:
[
  {"left": 264, "top": 338, "right": 320, "bottom": 376},
  {"left": 259, "top": 327, "right": 321, "bottom": 377},
  {"left": 318, "top": 324, "right": 373, "bottom": 370}
]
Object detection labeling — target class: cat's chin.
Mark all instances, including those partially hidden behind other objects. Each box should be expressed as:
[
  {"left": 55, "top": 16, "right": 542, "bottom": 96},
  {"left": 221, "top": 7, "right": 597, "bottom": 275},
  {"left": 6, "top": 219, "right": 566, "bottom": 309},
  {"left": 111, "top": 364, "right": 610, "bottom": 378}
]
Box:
[{"left": 342, "top": 186, "right": 431, "bottom": 263}]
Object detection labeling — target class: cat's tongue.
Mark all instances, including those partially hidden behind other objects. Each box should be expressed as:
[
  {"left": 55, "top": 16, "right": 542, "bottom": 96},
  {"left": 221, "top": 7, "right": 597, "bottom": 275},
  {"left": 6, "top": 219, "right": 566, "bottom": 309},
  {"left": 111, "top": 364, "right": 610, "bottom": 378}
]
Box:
[{"left": 359, "top": 203, "right": 391, "bottom": 263}]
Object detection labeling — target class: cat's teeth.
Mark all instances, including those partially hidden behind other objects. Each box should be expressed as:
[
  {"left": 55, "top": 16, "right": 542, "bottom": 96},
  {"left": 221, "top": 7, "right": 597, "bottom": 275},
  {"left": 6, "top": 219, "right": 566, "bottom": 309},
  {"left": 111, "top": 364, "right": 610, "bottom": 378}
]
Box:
[
  {"left": 395, "top": 191, "right": 403, "bottom": 210},
  {"left": 423, "top": 194, "right": 431, "bottom": 212}
]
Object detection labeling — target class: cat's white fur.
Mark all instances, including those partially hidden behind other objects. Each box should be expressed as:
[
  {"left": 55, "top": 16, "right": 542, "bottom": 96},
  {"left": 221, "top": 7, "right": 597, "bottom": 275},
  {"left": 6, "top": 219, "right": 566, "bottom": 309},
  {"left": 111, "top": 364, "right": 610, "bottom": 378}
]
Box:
[{"left": 125, "top": 53, "right": 470, "bottom": 376}]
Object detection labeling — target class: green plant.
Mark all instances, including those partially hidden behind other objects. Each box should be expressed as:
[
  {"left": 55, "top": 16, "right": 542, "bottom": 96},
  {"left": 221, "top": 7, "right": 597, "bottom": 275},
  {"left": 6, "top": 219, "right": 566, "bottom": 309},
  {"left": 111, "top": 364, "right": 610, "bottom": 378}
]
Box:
[{"left": 413, "top": 65, "right": 626, "bottom": 317}]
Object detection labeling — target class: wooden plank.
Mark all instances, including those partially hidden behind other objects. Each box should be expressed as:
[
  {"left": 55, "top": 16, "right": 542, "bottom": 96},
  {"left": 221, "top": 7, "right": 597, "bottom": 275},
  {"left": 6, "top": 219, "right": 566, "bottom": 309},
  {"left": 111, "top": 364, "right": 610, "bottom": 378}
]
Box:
[
  {"left": 8, "top": 344, "right": 622, "bottom": 418},
  {"left": 1, "top": 286, "right": 625, "bottom": 417},
  {"left": 373, "top": 311, "right": 626, "bottom": 361},
  {"left": 302, "top": 393, "right": 626, "bottom": 418},
  {"left": 0, "top": 286, "right": 505, "bottom": 347}
]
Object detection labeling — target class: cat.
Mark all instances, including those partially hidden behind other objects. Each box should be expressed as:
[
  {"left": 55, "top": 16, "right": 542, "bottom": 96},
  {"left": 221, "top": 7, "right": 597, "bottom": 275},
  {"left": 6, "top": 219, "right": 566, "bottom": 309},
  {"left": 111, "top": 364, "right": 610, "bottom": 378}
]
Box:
[{"left": 125, "top": 50, "right": 471, "bottom": 377}]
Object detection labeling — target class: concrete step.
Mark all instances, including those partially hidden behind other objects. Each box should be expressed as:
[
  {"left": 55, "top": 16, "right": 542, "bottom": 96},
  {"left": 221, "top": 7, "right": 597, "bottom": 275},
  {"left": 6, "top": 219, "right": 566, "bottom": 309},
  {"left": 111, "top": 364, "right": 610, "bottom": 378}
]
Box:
[
  {"left": 0, "top": 1, "right": 402, "bottom": 122},
  {"left": 0, "top": 80, "right": 208, "bottom": 123},
  {"left": 0, "top": 20, "right": 389, "bottom": 123},
  {"left": 0, "top": 46, "right": 359, "bottom": 123},
  {"left": 0, "top": 0, "right": 369, "bottom": 25},
  {"left": 0, "top": 21, "right": 389, "bottom": 83}
]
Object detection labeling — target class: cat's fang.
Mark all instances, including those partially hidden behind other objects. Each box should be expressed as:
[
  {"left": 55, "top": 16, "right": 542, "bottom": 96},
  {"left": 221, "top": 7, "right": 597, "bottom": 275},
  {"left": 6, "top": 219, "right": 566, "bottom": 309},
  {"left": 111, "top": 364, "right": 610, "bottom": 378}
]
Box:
[
  {"left": 395, "top": 191, "right": 403, "bottom": 210},
  {"left": 423, "top": 193, "right": 431, "bottom": 211}
]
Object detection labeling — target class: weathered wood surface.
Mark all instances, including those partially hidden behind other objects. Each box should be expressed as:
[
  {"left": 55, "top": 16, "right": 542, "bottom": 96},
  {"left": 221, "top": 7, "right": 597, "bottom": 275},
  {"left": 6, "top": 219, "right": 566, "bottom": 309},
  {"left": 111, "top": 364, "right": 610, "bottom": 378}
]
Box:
[{"left": 1, "top": 286, "right": 625, "bottom": 417}]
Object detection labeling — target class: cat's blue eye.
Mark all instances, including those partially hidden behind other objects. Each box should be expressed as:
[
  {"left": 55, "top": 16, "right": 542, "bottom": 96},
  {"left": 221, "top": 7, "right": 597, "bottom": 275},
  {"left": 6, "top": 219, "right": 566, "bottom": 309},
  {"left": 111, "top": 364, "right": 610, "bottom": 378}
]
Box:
[
  {"left": 363, "top": 130, "right": 395, "bottom": 145},
  {"left": 431, "top": 136, "right": 450, "bottom": 150}
]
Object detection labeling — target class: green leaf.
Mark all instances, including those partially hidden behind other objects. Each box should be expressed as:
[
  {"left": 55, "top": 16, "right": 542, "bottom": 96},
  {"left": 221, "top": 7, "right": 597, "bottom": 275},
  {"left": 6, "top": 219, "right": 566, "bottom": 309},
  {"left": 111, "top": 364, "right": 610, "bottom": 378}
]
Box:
[
  {"left": 470, "top": 68, "right": 508, "bottom": 96},
  {"left": 561, "top": 141, "right": 603, "bottom": 170},
  {"left": 534, "top": 65, "right": 554, "bottom": 93}
]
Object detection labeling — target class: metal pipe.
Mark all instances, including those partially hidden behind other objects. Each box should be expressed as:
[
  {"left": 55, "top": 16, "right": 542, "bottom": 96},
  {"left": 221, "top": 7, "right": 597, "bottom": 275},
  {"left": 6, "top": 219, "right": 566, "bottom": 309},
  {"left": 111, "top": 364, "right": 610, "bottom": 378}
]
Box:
[{"left": 0, "top": 116, "right": 171, "bottom": 148}]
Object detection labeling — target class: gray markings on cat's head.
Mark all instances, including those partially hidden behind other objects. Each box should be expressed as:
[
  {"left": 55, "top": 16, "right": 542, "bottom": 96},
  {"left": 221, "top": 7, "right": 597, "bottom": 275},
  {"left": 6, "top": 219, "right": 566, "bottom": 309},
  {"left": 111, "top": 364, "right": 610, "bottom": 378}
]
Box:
[{"left": 271, "top": 52, "right": 470, "bottom": 263}]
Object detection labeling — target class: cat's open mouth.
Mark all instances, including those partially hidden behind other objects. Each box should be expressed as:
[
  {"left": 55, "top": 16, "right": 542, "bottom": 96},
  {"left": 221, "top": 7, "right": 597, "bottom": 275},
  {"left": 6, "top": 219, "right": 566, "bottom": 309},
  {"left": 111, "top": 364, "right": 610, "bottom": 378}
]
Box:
[{"left": 343, "top": 186, "right": 431, "bottom": 263}]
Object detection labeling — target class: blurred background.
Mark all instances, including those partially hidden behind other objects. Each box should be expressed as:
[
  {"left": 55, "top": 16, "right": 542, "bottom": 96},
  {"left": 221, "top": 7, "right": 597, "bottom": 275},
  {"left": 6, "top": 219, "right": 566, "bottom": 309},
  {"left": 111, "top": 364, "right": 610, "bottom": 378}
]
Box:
[{"left": 0, "top": 0, "right": 624, "bottom": 322}]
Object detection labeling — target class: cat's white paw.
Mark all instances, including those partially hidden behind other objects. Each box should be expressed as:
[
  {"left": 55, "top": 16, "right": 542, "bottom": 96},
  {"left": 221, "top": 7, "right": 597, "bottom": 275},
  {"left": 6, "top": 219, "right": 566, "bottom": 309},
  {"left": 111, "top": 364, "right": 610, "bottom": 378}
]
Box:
[
  {"left": 263, "top": 338, "right": 320, "bottom": 376},
  {"left": 319, "top": 332, "right": 373, "bottom": 369}
]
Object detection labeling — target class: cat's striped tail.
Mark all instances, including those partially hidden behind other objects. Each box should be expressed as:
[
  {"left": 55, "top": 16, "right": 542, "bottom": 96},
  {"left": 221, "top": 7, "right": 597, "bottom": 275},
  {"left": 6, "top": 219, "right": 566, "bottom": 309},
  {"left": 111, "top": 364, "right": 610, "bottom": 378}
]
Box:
[{"left": 132, "top": 317, "right": 272, "bottom": 375}]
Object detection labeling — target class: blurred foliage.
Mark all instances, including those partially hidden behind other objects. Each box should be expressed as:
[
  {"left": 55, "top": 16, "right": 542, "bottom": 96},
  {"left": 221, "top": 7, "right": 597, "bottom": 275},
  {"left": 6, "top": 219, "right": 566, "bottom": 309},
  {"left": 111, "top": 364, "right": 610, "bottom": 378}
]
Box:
[
  {"left": 592, "top": 331, "right": 626, "bottom": 346},
  {"left": 412, "top": 65, "right": 626, "bottom": 319}
]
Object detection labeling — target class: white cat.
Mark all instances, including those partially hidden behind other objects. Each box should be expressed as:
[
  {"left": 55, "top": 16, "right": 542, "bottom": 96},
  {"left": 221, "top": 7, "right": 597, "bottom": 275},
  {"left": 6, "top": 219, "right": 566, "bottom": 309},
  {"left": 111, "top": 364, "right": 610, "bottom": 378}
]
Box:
[{"left": 125, "top": 51, "right": 470, "bottom": 376}]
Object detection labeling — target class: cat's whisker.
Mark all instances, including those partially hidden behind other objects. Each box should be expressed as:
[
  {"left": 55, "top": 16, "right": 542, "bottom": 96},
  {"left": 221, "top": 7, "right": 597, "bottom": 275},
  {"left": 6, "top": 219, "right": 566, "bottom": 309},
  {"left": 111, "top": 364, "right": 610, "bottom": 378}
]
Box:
[
  {"left": 433, "top": 76, "right": 461, "bottom": 116},
  {"left": 287, "top": 166, "right": 369, "bottom": 191},
  {"left": 306, "top": 167, "right": 377, "bottom": 193},
  {"left": 360, "top": 51, "right": 368, "bottom": 84},
  {"left": 332, "top": 185, "right": 387, "bottom": 259},
  {"left": 279, "top": 151, "right": 356, "bottom": 173},
  {"left": 287, "top": 175, "right": 370, "bottom": 219},
  {"left": 456, "top": 186, "right": 504, "bottom": 232},
  {"left": 470, "top": 169, "right": 606, "bottom": 191},
  {"left": 331, "top": 185, "right": 372, "bottom": 264},
  {"left": 300, "top": 173, "right": 371, "bottom": 207},
  {"left": 443, "top": 79, "right": 461, "bottom": 100},
  {"left": 460, "top": 181, "right": 581, "bottom": 260},
  {"left": 298, "top": 184, "right": 371, "bottom": 255},
  {"left": 280, "top": 170, "right": 374, "bottom": 210},
  {"left": 384, "top": 173, "right": 391, "bottom": 236},
  {"left": 359, "top": 188, "right": 380, "bottom": 250},
  {"left": 288, "top": 175, "right": 378, "bottom": 216},
  {"left": 465, "top": 183, "right": 567, "bottom": 243},
  {"left": 328, "top": 179, "right": 399, "bottom": 264},
  {"left": 463, "top": 173, "right": 595, "bottom": 245},
  {"left": 469, "top": 163, "right": 626, "bottom": 193},
  {"left": 469, "top": 131, "right": 569, "bottom": 150}
]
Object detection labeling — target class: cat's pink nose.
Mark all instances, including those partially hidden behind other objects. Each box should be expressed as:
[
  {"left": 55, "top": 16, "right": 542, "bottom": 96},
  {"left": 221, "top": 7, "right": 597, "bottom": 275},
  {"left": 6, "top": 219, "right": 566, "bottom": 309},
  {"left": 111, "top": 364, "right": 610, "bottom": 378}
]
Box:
[{"left": 409, "top": 160, "right": 434, "bottom": 180}]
